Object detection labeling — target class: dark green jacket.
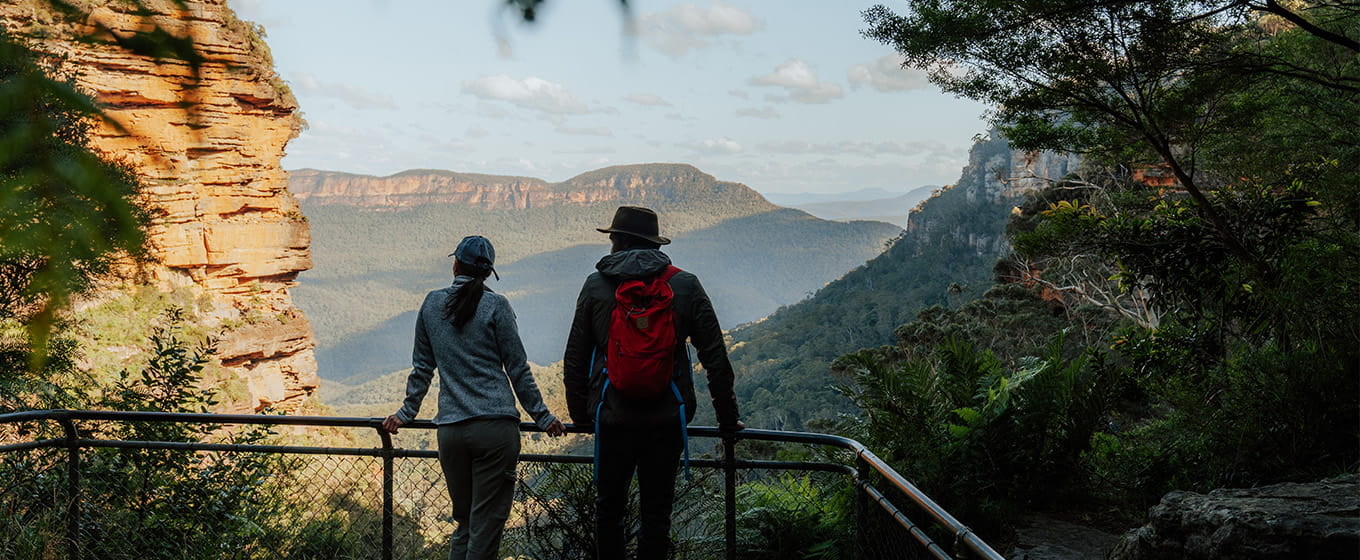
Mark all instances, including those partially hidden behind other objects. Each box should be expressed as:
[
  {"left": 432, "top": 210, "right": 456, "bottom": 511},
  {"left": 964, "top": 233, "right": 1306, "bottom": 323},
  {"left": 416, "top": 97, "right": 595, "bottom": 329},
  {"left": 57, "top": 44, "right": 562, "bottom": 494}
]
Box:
[{"left": 563, "top": 249, "right": 740, "bottom": 429}]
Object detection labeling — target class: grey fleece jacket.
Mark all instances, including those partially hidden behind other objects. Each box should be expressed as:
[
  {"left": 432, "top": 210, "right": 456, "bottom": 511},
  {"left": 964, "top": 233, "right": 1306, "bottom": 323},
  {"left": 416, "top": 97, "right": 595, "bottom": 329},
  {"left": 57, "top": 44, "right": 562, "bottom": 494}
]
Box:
[{"left": 394, "top": 275, "right": 558, "bottom": 429}]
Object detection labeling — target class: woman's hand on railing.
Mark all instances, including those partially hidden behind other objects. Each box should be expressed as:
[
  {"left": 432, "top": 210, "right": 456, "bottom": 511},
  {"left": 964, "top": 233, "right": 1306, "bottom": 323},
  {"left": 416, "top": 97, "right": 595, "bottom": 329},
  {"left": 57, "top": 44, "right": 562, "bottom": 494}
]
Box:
[
  {"left": 544, "top": 419, "right": 567, "bottom": 437},
  {"left": 381, "top": 415, "right": 404, "bottom": 434}
]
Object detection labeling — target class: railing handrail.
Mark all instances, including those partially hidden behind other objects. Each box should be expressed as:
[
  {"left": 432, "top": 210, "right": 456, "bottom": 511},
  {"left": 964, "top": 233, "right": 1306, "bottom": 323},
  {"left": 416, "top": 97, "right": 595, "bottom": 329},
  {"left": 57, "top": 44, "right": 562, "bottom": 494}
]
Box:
[{"left": 0, "top": 409, "right": 1004, "bottom": 560}]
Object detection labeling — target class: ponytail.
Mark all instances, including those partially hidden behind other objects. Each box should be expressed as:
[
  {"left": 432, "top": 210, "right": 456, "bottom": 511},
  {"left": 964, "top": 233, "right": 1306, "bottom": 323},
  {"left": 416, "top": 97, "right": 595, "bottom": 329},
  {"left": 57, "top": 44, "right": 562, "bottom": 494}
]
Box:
[{"left": 443, "top": 264, "right": 490, "bottom": 329}]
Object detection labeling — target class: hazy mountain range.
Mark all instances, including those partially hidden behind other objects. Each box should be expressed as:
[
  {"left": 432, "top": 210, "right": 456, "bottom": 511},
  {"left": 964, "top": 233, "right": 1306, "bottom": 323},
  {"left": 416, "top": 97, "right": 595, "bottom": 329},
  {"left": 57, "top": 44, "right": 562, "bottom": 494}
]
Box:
[
  {"left": 780, "top": 186, "right": 938, "bottom": 226},
  {"left": 290, "top": 163, "right": 904, "bottom": 389}
]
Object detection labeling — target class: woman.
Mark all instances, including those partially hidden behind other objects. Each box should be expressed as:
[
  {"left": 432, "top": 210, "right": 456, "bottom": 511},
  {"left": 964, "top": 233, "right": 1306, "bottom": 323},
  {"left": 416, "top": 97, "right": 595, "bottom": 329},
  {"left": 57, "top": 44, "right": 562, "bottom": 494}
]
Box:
[{"left": 382, "top": 235, "right": 566, "bottom": 560}]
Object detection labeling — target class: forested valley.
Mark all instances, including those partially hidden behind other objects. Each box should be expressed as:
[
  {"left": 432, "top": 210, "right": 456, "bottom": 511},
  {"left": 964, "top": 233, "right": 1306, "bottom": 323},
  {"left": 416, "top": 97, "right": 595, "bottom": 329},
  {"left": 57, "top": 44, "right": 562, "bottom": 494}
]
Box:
[{"left": 2, "top": 0, "right": 1356, "bottom": 557}]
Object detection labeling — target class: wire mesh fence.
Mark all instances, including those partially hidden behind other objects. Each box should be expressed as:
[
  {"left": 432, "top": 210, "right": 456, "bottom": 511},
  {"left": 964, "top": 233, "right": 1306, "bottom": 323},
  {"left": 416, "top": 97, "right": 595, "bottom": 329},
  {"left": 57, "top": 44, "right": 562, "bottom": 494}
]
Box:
[{"left": 0, "top": 411, "right": 1002, "bottom": 560}]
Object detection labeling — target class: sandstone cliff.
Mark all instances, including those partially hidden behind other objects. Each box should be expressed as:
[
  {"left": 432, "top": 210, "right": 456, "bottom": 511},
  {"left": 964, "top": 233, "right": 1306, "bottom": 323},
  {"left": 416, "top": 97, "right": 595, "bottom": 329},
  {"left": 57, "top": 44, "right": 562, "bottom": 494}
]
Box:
[
  {"left": 906, "top": 131, "right": 1077, "bottom": 256},
  {"left": 290, "top": 163, "right": 776, "bottom": 211},
  {"left": 0, "top": 0, "right": 318, "bottom": 412},
  {"left": 953, "top": 129, "right": 1082, "bottom": 202}
]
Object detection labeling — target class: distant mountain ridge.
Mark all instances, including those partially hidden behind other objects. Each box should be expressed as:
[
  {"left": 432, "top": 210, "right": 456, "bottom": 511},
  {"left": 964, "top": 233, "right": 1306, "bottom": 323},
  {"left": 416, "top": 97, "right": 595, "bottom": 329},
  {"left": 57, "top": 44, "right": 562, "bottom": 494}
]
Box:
[
  {"left": 765, "top": 187, "right": 913, "bottom": 205},
  {"left": 787, "top": 185, "right": 938, "bottom": 225},
  {"left": 289, "top": 163, "right": 902, "bottom": 385},
  {"left": 708, "top": 131, "right": 1079, "bottom": 430},
  {"left": 290, "top": 163, "right": 775, "bottom": 211}
]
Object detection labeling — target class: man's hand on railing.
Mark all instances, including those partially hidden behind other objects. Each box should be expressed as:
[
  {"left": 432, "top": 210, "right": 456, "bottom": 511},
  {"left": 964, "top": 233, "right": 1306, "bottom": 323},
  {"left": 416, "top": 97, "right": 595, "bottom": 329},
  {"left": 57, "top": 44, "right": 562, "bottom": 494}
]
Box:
[
  {"left": 719, "top": 420, "right": 746, "bottom": 436},
  {"left": 381, "top": 415, "right": 404, "bottom": 434},
  {"left": 544, "top": 419, "right": 567, "bottom": 437}
]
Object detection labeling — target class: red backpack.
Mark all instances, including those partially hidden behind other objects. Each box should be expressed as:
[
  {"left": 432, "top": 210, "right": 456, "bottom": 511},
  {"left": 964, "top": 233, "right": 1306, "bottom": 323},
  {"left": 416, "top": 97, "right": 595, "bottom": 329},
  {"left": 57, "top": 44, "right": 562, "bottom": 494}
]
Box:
[{"left": 606, "top": 266, "right": 682, "bottom": 399}]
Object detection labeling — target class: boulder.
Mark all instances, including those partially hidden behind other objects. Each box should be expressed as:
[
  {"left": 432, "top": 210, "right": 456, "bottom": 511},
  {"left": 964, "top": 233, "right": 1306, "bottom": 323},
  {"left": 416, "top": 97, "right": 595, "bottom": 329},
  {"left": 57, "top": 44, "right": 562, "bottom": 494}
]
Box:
[{"left": 1110, "top": 474, "right": 1360, "bottom": 560}]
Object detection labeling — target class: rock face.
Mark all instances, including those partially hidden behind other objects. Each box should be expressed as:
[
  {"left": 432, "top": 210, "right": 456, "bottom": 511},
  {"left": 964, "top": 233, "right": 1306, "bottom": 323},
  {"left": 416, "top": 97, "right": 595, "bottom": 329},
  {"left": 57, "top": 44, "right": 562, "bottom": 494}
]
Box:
[
  {"left": 0, "top": 0, "right": 318, "bottom": 412},
  {"left": 906, "top": 131, "right": 1075, "bottom": 256},
  {"left": 951, "top": 129, "right": 1082, "bottom": 202},
  {"left": 290, "top": 163, "right": 776, "bottom": 211},
  {"left": 1110, "top": 474, "right": 1360, "bottom": 560}
]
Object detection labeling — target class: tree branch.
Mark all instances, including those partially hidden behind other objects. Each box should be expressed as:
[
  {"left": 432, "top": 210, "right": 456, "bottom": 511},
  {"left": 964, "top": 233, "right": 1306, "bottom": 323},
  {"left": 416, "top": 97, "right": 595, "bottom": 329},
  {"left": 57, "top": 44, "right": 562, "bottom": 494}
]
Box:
[{"left": 1253, "top": 0, "right": 1360, "bottom": 52}]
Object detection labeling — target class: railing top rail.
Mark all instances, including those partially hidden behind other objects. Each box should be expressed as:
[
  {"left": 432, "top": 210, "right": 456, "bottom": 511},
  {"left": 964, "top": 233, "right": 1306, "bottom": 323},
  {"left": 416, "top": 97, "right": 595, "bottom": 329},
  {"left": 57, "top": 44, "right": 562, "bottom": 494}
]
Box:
[
  {"left": 0, "top": 410, "right": 864, "bottom": 447},
  {"left": 0, "top": 409, "right": 1002, "bottom": 559}
]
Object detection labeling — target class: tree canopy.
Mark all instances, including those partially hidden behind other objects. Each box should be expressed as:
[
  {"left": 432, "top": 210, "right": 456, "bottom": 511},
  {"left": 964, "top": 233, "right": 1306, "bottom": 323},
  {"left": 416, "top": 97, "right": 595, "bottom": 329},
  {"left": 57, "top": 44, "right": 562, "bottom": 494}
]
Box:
[{"left": 864, "top": 0, "right": 1358, "bottom": 266}]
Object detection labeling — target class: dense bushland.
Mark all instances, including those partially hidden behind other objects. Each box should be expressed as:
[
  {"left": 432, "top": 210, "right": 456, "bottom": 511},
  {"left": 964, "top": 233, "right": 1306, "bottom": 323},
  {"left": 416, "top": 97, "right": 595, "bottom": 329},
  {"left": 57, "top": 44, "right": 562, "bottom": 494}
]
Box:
[{"left": 817, "top": 0, "right": 1360, "bottom": 545}]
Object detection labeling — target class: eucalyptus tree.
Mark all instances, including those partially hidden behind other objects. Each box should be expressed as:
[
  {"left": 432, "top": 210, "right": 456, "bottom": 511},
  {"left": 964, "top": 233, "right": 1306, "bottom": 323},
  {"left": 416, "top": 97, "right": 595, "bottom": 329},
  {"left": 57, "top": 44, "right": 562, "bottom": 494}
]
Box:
[{"left": 863, "top": 1, "right": 1357, "bottom": 267}]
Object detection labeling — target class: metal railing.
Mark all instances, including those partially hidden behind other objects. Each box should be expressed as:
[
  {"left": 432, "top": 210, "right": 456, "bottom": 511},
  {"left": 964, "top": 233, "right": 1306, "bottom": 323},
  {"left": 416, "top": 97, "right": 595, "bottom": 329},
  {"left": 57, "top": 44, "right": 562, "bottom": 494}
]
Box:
[{"left": 0, "top": 409, "right": 1003, "bottom": 560}]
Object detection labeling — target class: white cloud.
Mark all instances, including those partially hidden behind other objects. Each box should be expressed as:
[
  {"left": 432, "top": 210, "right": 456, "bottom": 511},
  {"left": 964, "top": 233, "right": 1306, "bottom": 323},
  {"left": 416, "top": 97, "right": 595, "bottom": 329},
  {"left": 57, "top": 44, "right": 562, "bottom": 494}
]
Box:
[
  {"left": 466, "top": 124, "right": 490, "bottom": 139},
  {"left": 625, "top": 92, "right": 672, "bottom": 107},
  {"left": 289, "top": 73, "right": 397, "bottom": 110},
  {"left": 749, "top": 59, "right": 844, "bottom": 104},
  {"left": 639, "top": 1, "right": 761, "bottom": 57},
  {"left": 736, "top": 106, "right": 779, "bottom": 119},
  {"left": 848, "top": 54, "right": 931, "bottom": 92},
  {"left": 688, "top": 137, "right": 743, "bottom": 154},
  {"left": 463, "top": 74, "right": 590, "bottom": 115},
  {"left": 556, "top": 126, "right": 614, "bottom": 137},
  {"left": 728, "top": 88, "right": 749, "bottom": 99}
]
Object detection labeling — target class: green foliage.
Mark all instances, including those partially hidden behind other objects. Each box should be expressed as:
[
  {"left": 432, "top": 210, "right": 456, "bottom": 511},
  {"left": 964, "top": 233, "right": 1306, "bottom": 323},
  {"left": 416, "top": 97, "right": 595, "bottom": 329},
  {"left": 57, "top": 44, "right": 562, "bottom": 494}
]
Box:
[
  {"left": 0, "top": 26, "right": 148, "bottom": 364},
  {"left": 72, "top": 311, "right": 278, "bottom": 559},
  {"left": 850, "top": 0, "right": 1359, "bottom": 536},
  {"left": 1087, "top": 328, "right": 1359, "bottom": 506},
  {"left": 720, "top": 133, "right": 1022, "bottom": 430},
  {"left": 734, "top": 474, "right": 853, "bottom": 560},
  {"left": 1, "top": 0, "right": 228, "bottom": 368},
  {"left": 0, "top": 318, "right": 87, "bottom": 411},
  {"left": 865, "top": 0, "right": 1359, "bottom": 277},
  {"left": 0, "top": 309, "right": 441, "bottom": 559},
  {"left": 839, "top": 329, "right": 1117, "bottom": 542}
]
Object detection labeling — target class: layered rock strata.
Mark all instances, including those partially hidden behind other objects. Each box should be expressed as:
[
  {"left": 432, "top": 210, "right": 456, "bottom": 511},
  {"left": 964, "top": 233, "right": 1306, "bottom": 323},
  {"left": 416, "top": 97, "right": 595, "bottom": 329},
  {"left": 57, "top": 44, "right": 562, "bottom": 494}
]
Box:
[
  {"left": 290, "top": 163, "right": 775, "bottom": 211},
  {"left": 0, "top": 0, "right": 318, "bottom": 411}
]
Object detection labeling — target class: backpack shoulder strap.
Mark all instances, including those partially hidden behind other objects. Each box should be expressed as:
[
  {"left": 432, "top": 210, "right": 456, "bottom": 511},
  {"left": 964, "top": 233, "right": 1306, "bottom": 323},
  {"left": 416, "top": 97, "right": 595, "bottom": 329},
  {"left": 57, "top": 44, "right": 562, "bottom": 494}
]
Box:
[{"left": 660, "top": 265, "right": 682, "bottom": 283}]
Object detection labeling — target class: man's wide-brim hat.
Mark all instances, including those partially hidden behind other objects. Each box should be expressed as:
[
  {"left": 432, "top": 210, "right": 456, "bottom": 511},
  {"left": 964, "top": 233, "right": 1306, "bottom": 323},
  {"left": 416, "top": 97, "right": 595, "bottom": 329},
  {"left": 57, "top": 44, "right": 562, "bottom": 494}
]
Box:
[{"left": 597, "top": 206, "right": 671, "bottom": 245}]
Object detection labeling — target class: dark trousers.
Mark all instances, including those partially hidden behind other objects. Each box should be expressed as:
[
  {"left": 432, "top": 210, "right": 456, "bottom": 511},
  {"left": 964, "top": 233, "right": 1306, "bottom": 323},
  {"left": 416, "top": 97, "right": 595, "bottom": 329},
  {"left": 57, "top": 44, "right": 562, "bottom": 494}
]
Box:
[
  {"left": 437, "top": 418, "right": 521, "bottom": 560},
  {"left": 595, "top": 422, "right": 684, "bottom": 560}
]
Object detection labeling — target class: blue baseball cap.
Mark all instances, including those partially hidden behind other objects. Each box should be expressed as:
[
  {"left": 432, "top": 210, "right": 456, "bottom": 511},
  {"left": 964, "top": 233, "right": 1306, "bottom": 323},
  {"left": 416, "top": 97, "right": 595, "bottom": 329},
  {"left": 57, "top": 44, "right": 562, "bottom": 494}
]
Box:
[{"left": 449, "top": 235, "right": 498, "bottom": 279}]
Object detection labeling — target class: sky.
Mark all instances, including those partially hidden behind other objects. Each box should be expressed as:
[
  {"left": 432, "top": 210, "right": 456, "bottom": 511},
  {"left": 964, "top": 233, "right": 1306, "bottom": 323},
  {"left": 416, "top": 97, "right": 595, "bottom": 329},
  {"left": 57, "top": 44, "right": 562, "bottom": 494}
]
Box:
[{"left": 226, "top": 0, "right": 993, "bottom": 196}]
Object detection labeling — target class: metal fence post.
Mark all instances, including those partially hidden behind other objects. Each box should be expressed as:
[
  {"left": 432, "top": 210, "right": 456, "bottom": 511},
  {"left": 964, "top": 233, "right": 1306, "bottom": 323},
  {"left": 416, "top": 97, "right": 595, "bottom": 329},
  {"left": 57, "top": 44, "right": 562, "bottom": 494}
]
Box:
[
  {"left": 57, "top": 416, "right": 80, "bottom": 560},
  {"left": 854, "top": 455, "right": 871, "bottom": 560},
  {"left": 379, "top": 428, "right": 394, "bottom": 560},
  {"left": 722, "top": 436, "right": 737, "bottom": 560}
]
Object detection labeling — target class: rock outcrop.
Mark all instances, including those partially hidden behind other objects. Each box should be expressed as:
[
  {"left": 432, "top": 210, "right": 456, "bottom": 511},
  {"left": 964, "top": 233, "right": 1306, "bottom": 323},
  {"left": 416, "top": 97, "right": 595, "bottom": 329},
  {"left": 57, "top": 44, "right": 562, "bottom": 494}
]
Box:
[
  {"left": 949, "top": 129, "right": 1082, "bottom": 202},
  {"left": 1110, "top": 474, "right": 1360, "bottom": 560},
  {"left": 290, "top": 163, "right": 775, "bottom": 211},
  {"left": 1, "top": 0, "right": 318, "bottom": 412},
  {"left": 906, "top": 131, "right": 1071, "bottom": 255}
]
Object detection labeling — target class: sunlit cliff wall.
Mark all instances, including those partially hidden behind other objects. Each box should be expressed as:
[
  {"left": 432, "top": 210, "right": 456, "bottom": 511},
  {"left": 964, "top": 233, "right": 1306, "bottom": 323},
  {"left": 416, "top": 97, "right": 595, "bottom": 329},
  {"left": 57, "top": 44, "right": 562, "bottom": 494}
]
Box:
[
  {"left": 289, "top": 163, "right": 776, "bottom": 211},
  {"left": 0, "top": 0, "right": 318, "bottom": 412}
]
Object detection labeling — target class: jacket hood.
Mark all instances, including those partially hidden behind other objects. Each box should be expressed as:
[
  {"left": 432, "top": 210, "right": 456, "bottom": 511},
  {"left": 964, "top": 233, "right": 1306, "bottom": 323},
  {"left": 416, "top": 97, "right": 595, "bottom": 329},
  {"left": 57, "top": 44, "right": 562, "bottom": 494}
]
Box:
[
  {"left": 596, "top": 249, "right": 672, "bottom": 280},
  {"left": 450, "top": 274, "right": 494, "bottom": 293}
]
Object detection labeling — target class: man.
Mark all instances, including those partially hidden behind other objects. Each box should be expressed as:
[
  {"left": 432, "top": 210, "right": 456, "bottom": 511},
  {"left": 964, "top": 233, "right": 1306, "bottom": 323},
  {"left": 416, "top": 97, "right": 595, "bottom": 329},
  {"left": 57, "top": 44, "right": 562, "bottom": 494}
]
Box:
[{"left": 563, "top": 206, "right": 743, "bottom": 560}]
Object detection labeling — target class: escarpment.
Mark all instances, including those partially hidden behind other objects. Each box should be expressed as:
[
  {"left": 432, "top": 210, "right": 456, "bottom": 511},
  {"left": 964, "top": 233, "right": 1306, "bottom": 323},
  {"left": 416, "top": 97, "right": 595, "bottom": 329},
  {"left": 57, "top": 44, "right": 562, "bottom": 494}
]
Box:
[
  {"left": 0, "top": 0, "right": 318, "bottom": 412},
  {"left": 289, "top": 163, "right": 776, "bottom": 211}
]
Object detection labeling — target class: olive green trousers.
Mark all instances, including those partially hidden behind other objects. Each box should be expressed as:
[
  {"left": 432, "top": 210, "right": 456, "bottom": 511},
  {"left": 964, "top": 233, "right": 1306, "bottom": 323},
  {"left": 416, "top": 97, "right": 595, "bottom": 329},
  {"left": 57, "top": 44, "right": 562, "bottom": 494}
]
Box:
[{"left": 437, "top": 418, "right": 520, "bottom": 560}]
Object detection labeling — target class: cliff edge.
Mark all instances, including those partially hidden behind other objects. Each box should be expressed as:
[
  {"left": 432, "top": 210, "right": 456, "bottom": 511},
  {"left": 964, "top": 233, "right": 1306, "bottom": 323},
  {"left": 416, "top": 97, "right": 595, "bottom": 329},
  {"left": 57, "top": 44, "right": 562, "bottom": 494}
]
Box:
[{"left": 0, "top": 0, "right": 318, "bottom": 412}]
